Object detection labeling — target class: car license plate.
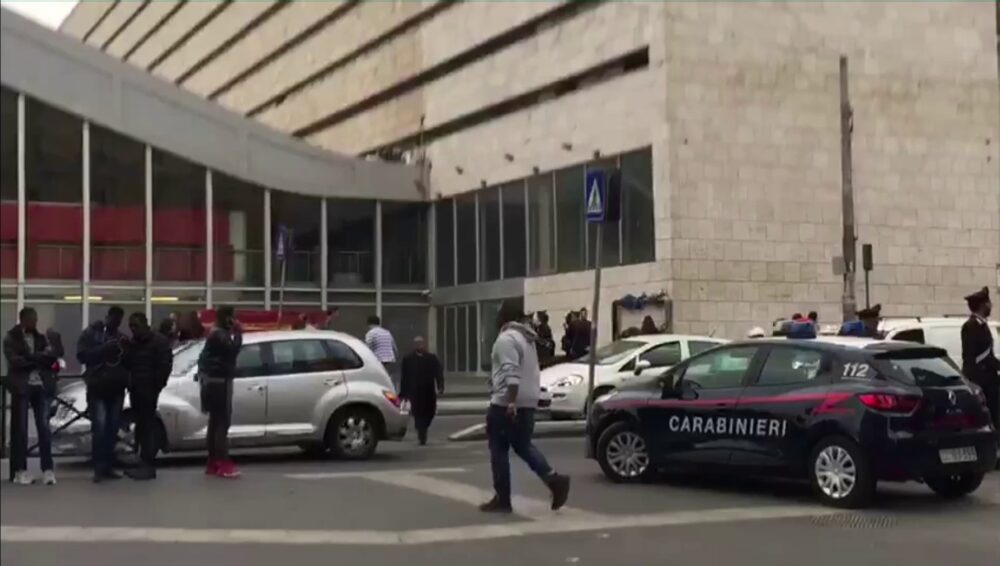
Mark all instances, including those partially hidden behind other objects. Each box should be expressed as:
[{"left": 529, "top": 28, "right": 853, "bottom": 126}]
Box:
[{"left": 939, "top": 447, "right": 977, "bottom": 464}]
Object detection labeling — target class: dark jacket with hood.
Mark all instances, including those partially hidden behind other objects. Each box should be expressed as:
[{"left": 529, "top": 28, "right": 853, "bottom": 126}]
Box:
[
  {"left": 2, "top": 324, "right": 58, "bottom": 396},
  {"left": 126, "top": 331, "right": 174, "bottom": 396},
  {"left": 77, "top": 321, "right": 129, "bottom": 398}
]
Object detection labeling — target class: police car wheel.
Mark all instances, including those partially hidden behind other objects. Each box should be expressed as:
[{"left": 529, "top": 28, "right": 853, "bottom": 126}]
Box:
[
  {"left": 925, "top": 473, "right": 984, "bottom": 499},
  {"left": 809, "top": 436, "right": 875, "bottom": 509},
  {"left": 597, "top": 421, "right": 653, "bottom": 483}
]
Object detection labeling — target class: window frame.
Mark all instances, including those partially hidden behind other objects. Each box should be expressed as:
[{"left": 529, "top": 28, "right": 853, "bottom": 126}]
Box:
[
  {"left": 233, "top": 343, "right": 270, "bottom": 379},
  {"left": 268, "top": 339, "right": 340, "bottom": 376},
  {"left": 638, "top": 341, "right": 683, "bottom": 369},
  {"left": 675, "top": 345, "right": 763, "bottom": 391},
  {"left": 323, "top": 339, "right": 363, "bottom": 371},
  {"left": 750, "top": 345, "right": 832, "bottom": 387}
]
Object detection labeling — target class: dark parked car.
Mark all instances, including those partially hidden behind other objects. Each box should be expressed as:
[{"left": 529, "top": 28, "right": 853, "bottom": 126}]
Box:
[{"left": 587, "top": 337, "right": 998, "bottom": 508}]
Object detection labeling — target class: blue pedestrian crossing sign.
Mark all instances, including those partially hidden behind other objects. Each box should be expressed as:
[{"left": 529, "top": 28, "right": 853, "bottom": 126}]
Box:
[{"left": 585, "top": 170, "right": 607, "bottom": 223}]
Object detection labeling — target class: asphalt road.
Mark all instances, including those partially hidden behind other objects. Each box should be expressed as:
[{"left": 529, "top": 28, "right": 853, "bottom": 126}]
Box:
[{"left": 2, "top": 415, "right": 999, "bottom": 566}]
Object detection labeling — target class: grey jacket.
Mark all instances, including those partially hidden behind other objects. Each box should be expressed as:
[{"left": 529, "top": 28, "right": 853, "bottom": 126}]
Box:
[{"left": 489, "top": 322, "right": 541, "bottom": 409}]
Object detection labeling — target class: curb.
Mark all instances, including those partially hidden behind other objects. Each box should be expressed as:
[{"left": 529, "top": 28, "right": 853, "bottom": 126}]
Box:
[{"left": 448, "top": 421, "right": 586, "bottom": 442}]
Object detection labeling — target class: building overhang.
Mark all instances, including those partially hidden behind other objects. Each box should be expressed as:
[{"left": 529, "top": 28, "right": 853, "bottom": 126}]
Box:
[{"left": 0, "top": 8, "right": 424, "bottom": 203}]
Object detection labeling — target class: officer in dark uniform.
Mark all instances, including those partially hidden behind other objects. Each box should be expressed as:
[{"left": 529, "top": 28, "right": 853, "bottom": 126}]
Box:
[
  {"left": 961, "top": 287, "right": 998, "bottom": 434},
  {"left": 839, "top": 304, "right": 882, "bottom": 338}
]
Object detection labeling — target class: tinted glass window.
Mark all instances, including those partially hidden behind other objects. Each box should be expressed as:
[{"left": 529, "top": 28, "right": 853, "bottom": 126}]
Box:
[
  {"left": 271, "top": 340, "right": 335, "bottom": 374},
  {"left": 501, "top": 182, "right": 526, "bottom": 279},
  {"left": 892, "top": 329, "right": 925, "bottom": 344},
  {"left": 682, "top": 347, "right": 757, "bottom": 389},
  {"left": 479, "top": 186, "right": 500, "bottom": 282},
  {"left": 455, "top": 194, "right": 477, "bottom": 284},
  {"left": 595, "top": 340, "right": 645, "bottom": 366},
  {"left": 757, "top": 348, "right": 825, "bottom": 386},
  {"left": 640, "top": 342, "right": 682, "bottom": 368},
  {"left": 435, "top": 200, "right": 454, "bottom": 287},
  {"left": 689, "top": 341, "right": 720, "bottom": 356},
  {"left": 235, "top": 344, "right": 268, "bottom": 378},
  {"left": 875, "top": 355, "right": 963, "bottom": 387},
  {"left": 325, "top": 340, "right": 362, "bottom": 370}
]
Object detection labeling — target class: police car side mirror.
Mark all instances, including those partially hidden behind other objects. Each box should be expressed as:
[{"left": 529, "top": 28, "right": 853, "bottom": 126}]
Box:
[{"left": 634, "top": 359, "right": 652, "bottom": 376}]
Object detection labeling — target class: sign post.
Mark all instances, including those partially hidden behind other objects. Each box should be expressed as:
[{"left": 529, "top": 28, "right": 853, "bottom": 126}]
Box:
[
  {"left": 275, "top": 224, "right": 292, "bottom": 318},
  {"left": 584, "top": 169, "right": 619, "bottom": 416}
]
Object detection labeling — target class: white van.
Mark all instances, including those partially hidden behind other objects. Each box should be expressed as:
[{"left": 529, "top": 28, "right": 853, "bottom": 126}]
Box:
[{"left": 880, "top": 317, "right": 1000, "bottom": 366}]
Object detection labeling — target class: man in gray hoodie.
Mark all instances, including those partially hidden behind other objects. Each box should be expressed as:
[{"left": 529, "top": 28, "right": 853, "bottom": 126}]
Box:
[{"left": 480, "top": 300, "right": 571, "bottom": 513}]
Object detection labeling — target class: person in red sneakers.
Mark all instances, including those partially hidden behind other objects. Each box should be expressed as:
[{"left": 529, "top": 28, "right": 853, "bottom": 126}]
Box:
[{"left": 197, "top": 307, "right": 242, "bottom": 478}]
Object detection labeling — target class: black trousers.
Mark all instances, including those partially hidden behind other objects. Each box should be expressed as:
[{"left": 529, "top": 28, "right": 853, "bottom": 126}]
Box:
[
  {"left": 129, "top": 391, "right": 160, "bottom": 467},
  {"left": 978, "top": 379, "right": 1000, "bottom": 433},
  {"left": 202, "top": 378, "right": 233, "bottom": 461}
]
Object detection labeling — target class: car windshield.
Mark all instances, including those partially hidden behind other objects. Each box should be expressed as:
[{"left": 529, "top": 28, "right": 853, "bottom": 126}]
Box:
[
  {"left": 594, "top": 340, "right": 645, "bottom": 366},
  {"left": 170, "top": 340, "right": 205, "bottom": 377},
  {"left": 874, "top": 355, "right": 963, "bottom": 388}
]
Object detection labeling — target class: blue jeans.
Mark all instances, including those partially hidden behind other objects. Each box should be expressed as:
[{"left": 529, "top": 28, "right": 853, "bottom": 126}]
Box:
[
  {"left": 8, "top": 385, "right": 54, "bottom": 474},
  {"left": 88, "top": 391, "right": 124, "bottom": 474},
  {"left": 486, "top": 405, "right": 554, "bottom": 505}
]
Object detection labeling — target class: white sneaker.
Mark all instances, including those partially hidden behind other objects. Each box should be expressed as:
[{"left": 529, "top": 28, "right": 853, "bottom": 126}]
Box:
[
  {"left": 42, "top": 470, "right": 57, "bottom": 485},
  {"left": 12, "top": 471, "right": 34, "bottom": 485}
]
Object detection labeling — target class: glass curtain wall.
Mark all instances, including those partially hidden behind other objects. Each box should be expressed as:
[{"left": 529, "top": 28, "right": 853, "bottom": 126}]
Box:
[
  {"left": 152, "top": 150, "right": 205, "bottom": 284},
  {"left": 4, "top": 90, "right": 430, "bottom": 378},
  {"left": 382, "top": 202, "right": 427, "bottom": 288},
  {"left": 1, "top": 89, "right": 17, "bottom": 281},
  {"left": 327, "top": 198, "right": 375, "bottom": 288},
  {"left": 435, "top": 147, "right": 656, "bottom": 288},
  {"left": 90, "top": 125, "right": 145, "bottom": 282},
  {"left": 26, "top": 99, "right": 83, "bottom": 281},
  {"left": 212, "top": 173, "right": 265, "bottom": 291},
  {"left": 271, "top": 191, "right": 322, "bottom": 288}
]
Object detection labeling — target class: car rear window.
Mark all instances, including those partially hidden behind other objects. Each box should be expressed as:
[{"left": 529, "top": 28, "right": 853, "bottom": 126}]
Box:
[{"left": 873, "top": 352, "right": 963, "bottom": 388}]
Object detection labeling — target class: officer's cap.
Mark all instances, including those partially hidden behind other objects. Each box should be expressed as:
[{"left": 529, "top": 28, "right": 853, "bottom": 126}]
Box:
[
  {"left": 965, "top": 287, "right": 990, "bottom": 309},
  {"left": 856, "top": 304, "right": 882, "bottom": 319}
]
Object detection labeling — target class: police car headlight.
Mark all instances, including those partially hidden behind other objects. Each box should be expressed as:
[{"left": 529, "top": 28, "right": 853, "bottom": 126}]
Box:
[{"left": 551, "top": 375, "right": 584, "bottom": 388}]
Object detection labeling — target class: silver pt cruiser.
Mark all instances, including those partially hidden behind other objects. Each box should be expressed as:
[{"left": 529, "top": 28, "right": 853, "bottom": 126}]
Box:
[{"left": 50, "top": 330, "right": 408, "bottom": 460}]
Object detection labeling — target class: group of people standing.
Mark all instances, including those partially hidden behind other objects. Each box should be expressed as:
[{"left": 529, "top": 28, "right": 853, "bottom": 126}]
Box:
[
  {"left": 3, "top": 306, "right": 173, "bottom": 484},
  {"left": 2, "top": 305, "right": 247, "bottom": 484}
]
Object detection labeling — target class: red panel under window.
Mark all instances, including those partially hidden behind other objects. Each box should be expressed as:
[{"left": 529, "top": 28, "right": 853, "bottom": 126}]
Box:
[{"left": 0, "top": 202, "right": 16, "bottom": 240}]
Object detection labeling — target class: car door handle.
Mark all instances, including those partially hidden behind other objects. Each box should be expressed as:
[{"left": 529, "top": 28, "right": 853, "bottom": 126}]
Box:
[
  {"left": 248, "top": 385, "right": 266, "bottom": 392},
  {"left": 324, "top": 378, "right": 343, "bottom": 387}
]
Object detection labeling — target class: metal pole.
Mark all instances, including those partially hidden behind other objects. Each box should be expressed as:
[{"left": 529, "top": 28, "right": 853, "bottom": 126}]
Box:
[
  {"left": 586, "top": 223, "right": 603, "bottom": 415},
  {"left": 864, "top": 271, "right": 871, "bottom": 310},
  {"left": 144, "top": 145, "right": 153, "bottom": 320},
  {"left": 82, "top": 121, "right": 91, "bottom": 326},
  {"left": 205, "top": 170, "right": 214, "bottom": 309},
  {"left": 839, "top": 55, "right": 857, "bottom": 321},
  {"left": 277, "top": 259, "right": 286, "bottom": 318}
]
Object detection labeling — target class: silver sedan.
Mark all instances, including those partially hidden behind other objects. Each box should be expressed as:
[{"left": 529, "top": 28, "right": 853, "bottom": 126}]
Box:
[{"left": 50, "top": 330, "right": 408, "bottom": 460}]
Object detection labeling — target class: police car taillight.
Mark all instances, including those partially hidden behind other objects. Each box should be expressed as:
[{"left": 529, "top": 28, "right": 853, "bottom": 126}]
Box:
[{"left": 858, "top": 393, "right": 921, "bottom": 415}]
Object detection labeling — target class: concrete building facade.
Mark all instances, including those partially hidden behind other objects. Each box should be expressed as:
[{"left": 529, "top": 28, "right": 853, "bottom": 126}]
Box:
[{"left": 58, "top": 1, "right": 1000, "bottom": 375}]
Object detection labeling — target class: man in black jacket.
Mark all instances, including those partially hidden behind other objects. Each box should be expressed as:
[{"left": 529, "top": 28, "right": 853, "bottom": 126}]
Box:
[
  {"left": 124, "top": 312, "right": 173, "bottom": 480},
  {"left": 961, "top": 287, "right": 998, "bottom": 434},
  {"left": 400, "top": 336, "right": 444, "bottom": 446},
  {"left": 2, "top": 308, "right": 59, "bottom": 485},
  {"left": 77, "top": 306, "right": 129, "bottom": 483},
  {"left": 199, "top": 306, "right": 243, "bottom": 478}
]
